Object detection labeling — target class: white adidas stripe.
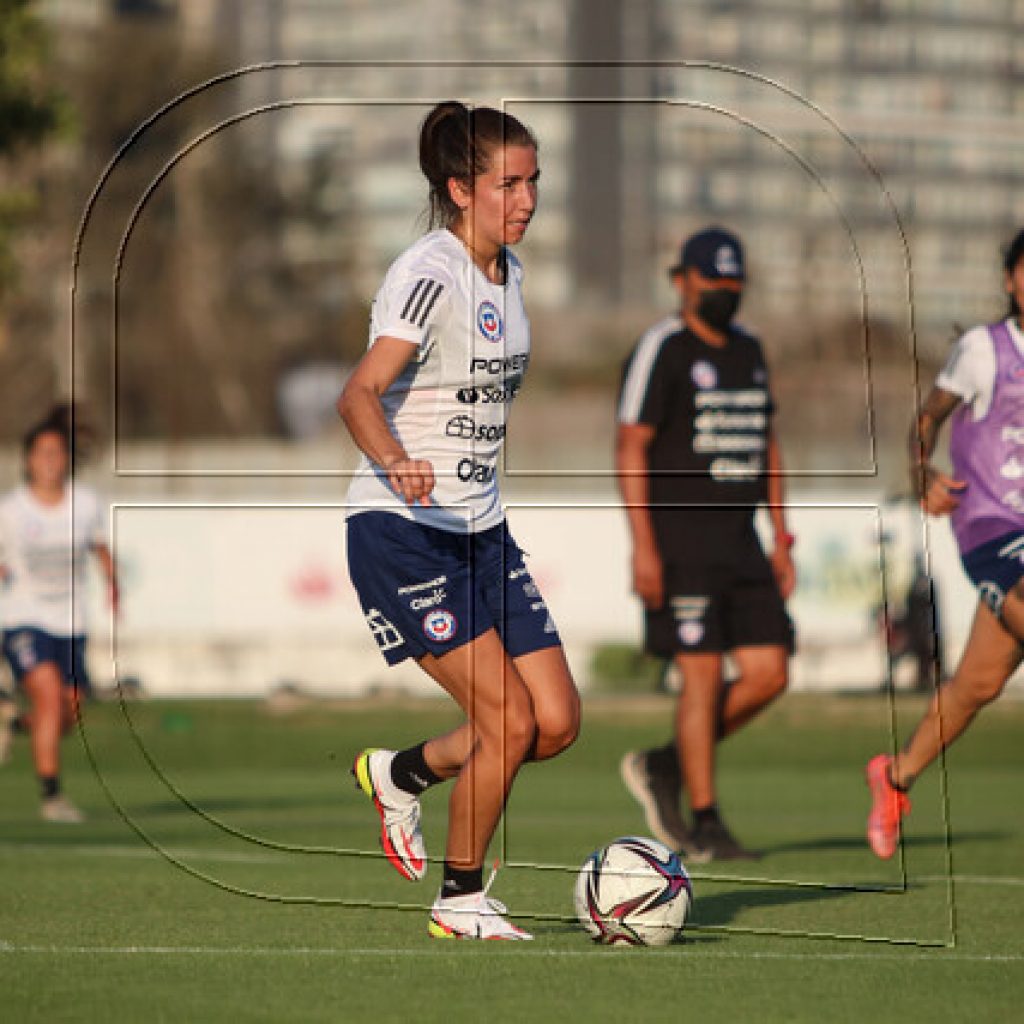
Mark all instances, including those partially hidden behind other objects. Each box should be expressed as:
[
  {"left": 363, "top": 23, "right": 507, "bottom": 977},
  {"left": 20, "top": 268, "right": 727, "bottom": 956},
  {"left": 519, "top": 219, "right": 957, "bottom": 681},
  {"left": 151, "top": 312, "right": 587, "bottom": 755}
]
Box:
[{"left": 617, "top": 315, "right": 682, "bottom": 424}]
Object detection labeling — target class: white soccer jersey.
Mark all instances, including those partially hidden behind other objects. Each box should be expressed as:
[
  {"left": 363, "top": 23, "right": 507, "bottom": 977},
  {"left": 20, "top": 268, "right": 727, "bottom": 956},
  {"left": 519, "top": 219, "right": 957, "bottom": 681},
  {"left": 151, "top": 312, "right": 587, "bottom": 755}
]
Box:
[
  {"left": 937, "top": 316, "right": 1024, "bottom": 419},
  {"left": 346, "top": 229, "right": 531, "bottom": 533},
  {"left": 0, "top": 484, "right": 106, "bottom": 636}
]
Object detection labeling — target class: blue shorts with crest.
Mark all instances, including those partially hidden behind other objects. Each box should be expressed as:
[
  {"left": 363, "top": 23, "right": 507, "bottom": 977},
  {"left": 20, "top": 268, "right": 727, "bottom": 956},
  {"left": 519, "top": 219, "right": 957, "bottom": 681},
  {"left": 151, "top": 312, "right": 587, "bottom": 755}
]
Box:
[{"left": 346, "top": 511, "right": 561, "bottom": 666}]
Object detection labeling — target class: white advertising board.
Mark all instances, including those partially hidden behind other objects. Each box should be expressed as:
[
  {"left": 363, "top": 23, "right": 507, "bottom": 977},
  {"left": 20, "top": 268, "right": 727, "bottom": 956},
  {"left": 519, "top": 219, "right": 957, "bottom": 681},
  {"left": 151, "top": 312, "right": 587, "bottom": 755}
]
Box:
[{"left": 63, "top": 495, "right": 997, "bottom": 698}]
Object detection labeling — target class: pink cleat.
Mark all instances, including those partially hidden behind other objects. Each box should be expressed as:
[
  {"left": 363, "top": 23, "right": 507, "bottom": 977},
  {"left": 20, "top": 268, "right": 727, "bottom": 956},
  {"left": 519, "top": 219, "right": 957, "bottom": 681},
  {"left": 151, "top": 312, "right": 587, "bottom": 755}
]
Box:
[{"left": 865, "top": 754, "right": 911, "bottom": 860}]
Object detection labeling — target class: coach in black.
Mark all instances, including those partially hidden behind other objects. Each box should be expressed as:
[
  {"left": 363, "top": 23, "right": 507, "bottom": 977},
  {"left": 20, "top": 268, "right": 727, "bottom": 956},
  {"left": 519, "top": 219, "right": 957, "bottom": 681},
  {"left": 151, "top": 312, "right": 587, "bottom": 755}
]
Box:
[{"left": 616, "top": 226, "right": 795, "bottom": 861}]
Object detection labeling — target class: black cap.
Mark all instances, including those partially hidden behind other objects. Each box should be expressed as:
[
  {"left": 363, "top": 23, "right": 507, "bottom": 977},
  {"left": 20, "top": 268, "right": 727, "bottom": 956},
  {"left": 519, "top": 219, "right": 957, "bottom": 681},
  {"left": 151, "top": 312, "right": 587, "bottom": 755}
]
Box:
[{"left": 669, "top": 226, "right": 745, "bottom": 280}]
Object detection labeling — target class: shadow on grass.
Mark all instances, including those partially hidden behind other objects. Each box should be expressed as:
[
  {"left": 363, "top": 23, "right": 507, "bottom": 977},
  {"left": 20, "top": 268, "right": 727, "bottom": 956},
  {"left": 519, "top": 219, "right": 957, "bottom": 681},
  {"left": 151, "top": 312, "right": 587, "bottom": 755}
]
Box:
[
  {"left": 761, "top": 830, "right": 1009, "bottom": 855},
  {"left": 689, "top": 881, "right": 854, "bottom": 931},
  {"left": 529, "top": 874, "right": 859, "bottom": 945},
  {"left": 528, "top": 885, "right": 853, "bottom": 945}
]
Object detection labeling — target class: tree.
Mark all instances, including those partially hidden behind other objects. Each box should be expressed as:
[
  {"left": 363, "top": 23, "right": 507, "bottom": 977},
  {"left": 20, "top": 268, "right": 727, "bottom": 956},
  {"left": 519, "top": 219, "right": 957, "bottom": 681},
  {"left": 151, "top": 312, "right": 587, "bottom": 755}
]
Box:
[
  {"left": 0, "top": 8, "right": 364, "bottom": 441},
  {"left": 0, "top": 0, "right": 66, "bottom": 298}
]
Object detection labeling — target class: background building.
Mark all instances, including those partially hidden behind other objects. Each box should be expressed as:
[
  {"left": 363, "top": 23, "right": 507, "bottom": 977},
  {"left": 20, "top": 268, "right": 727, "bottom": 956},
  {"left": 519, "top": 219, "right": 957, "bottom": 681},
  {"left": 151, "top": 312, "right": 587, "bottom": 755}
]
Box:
[{"left": 12, "top": 0, "right": 1024, "bottom": 476}]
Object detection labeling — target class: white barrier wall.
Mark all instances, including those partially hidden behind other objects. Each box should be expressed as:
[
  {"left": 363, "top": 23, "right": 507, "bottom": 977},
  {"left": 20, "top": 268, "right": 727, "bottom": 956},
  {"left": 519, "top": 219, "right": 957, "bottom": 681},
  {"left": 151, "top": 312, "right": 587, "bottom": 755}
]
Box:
[{"left": 71, "top": 495, "right": 992, "bottom": 698}]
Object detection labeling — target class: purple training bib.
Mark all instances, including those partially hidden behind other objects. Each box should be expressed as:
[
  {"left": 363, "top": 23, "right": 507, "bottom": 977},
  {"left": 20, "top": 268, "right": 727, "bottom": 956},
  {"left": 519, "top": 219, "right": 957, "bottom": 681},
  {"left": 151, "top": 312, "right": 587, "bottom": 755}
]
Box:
[{"left": 949, "top": 321, "right": 1024, "bottom": 554}]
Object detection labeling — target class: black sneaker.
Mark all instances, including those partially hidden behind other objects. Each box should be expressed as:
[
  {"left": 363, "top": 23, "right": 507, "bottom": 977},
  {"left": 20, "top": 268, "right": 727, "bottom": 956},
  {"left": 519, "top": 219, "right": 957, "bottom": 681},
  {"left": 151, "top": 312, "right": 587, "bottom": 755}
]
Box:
[
  {"left": 690, "top": 815, "right": 761, "bottom": 862},
  {"left": 619, "top": 750, "right": 709, "bottom": 862}
]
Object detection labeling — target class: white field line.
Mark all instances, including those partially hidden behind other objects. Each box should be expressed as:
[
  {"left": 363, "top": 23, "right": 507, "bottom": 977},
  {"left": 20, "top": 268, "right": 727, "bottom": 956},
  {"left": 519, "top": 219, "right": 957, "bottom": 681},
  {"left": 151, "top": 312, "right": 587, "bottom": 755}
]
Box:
[
  {"left": 0, "top": 842, "right": 287, "bottom": 864},
  {"left": 2, "top": 843, "right": 1024, "bottom": 889},
  {"left": 918, "top": 874, "right": 1024, "bottom": 887},
  {"left": 0, "top": 943, "right": 1022, "bottom": 962}
]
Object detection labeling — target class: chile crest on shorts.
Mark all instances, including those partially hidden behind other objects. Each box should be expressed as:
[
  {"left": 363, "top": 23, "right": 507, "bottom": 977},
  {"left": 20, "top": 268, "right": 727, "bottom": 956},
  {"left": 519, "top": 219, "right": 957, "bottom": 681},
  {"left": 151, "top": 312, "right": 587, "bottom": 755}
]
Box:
[
  {"left": 423, "top": 608, "right": 457, "bottom": 642},
  {"left": 477, "top": 301, "right": 503, "bottom": 342}
]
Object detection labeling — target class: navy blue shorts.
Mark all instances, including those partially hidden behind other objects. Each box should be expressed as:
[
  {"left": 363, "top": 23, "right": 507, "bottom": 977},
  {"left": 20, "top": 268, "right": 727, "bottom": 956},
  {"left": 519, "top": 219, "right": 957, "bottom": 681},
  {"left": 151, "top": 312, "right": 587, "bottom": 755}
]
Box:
[
  {"left": 1, "top": 627, "right": 90, "bottom": 692},
  {"left": 961, "top": 531, "right": 1024, "bottom": 616},
  {"left": 346, "top": 512, "right": 562, "bottom": 666}
]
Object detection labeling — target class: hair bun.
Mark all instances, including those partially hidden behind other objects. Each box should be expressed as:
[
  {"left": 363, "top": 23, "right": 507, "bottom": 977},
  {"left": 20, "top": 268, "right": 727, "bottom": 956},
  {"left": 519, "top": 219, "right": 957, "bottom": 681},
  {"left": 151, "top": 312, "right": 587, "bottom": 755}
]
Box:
[{"left": 418, "top": 101, "right": 469, "bottom": 180}]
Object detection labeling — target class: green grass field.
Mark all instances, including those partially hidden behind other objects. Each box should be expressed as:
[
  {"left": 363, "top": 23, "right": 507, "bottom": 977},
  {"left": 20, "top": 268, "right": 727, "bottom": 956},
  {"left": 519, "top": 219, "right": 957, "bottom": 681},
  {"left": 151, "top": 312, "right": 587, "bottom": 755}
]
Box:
[{"left": 2, "top": 692, "right": 1022, "bottom": 1022}]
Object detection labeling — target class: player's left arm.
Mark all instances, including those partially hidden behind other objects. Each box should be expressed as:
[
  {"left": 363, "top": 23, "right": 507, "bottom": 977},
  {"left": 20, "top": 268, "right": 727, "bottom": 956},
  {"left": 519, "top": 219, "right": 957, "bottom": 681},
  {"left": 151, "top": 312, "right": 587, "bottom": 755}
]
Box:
[
  {"left": 910, "top": 386, "right": 965, "bottom": 515},
  {"left": 0, "top": 514, "right": 8, "bottom": 585},
  {"left": 91, "top": 542, "right": 120, "bottom": 618},
  {"left": 766, "top": 428, "right": 796, "bottom": 600}
]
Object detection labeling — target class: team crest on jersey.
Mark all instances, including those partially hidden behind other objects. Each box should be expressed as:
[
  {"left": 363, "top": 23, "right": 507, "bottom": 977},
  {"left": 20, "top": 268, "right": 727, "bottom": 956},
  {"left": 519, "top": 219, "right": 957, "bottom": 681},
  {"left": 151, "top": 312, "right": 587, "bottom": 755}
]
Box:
[
  {"left": 691, "top": 360, "right": 717, "bottom": 389},
  {"left": 423, "top": 608, "right": 457, "bottom": 642},
  {"left": 477, "top": 301, "right": 503, "bottom": 342},
  {"left": 1009, "top": 364, "right": 1024, "bottom": 381}
]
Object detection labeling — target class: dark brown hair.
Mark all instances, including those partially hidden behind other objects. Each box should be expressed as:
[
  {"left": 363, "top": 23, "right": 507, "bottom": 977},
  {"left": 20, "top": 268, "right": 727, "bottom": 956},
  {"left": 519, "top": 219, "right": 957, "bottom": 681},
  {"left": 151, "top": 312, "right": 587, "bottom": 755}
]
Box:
[
  {"left": 1004, "top": 228, "right": 1024, "bottom": 317},
  {"left": 418, "top": 101, "right": 537, "bottom": 229},
  {"left": 22, "top": 403, "right": 92, "bottom": 479}
]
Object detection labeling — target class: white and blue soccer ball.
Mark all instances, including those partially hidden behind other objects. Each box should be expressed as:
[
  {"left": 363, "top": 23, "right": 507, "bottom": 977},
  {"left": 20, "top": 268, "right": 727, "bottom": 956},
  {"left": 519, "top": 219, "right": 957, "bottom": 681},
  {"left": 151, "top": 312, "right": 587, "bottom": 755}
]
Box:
[{"left": 574, "top": 836, "right": 693, "bottom": 947}]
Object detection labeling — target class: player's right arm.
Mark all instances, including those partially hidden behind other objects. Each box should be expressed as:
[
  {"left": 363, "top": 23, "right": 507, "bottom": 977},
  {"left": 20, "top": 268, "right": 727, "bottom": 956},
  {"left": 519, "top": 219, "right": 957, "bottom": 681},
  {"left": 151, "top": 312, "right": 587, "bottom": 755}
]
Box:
[
  {"left": 615, "top": 422, "right": 664, "bottom": 609},
  {"left": 910, "top": 385, "right": 964, "bottom": 515},
  {"left": 338, "top": 336, "right": 436, "bottom": 507}
]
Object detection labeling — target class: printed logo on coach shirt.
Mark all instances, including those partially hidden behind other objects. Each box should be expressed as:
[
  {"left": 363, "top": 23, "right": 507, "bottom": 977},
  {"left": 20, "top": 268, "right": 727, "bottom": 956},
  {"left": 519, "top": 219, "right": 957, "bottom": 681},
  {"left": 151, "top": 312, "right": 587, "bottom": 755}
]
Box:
[
  {"left": 476, "top": 301, "right": 503, "bottom": 342},
  {"left": 423, "top": 609, "right": 457, "bottom": 642},
  {"left": 691, "top": 360, "right": 717, "bottom": 390}
]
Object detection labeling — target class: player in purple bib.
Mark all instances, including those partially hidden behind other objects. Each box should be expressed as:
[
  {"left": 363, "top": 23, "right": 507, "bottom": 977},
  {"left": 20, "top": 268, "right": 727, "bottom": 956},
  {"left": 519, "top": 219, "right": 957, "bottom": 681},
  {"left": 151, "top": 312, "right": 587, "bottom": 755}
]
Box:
[{"left": 866, "top": 228, "right": 1024, "bottom": 859}]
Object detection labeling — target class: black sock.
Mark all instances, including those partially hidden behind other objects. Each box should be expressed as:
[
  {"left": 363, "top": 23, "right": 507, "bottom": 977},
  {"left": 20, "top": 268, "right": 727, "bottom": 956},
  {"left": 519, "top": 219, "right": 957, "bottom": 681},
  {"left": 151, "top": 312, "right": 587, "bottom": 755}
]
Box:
[
  {"left": 887, "top": 766, "right": 911, "bottom": 793},
  {"left": 645, "top": 741, "right": 681, "bottom": 784},
  {"left": 442, "top": 863, "right": 483, "bottom": 897},
  {"left": 390, "top": 742, "right": 442, "bottom": 796},
  {"left": 692, "top": 804, "right": 720, "bottom": 828},
  {"left": 11, "top": 715, "right": 26, "bottom": 734},
  {"left": 40, "top": 775, "right": 60, "bottom": 800}
]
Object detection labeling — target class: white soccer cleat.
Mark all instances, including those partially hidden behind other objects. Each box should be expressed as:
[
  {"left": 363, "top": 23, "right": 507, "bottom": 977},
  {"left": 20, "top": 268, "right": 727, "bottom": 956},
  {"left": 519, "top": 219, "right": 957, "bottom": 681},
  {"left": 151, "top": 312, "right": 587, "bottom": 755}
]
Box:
[
  {"left": 428, "top": 889, "right": 533, "bottom": 941},
  {"left": 40, "top": 794, "right": 85, "bottom": 824},
  {"left": 352, "top": 748, "right": 426, "bottom": 881}
]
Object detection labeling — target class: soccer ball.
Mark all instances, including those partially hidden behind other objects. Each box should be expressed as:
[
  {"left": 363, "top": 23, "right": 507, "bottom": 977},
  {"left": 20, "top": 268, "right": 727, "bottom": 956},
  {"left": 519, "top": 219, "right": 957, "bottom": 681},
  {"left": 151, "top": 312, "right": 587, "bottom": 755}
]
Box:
[{"left": 574, "top": 836, "right": 692, "bottom": 946}]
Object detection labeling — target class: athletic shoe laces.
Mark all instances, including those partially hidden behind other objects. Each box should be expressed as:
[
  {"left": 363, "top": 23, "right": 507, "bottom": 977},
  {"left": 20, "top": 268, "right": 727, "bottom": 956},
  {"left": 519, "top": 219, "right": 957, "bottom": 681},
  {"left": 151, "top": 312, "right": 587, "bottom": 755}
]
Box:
[{"left": 480, "top": 859, "right": 508, "bottom": 915}]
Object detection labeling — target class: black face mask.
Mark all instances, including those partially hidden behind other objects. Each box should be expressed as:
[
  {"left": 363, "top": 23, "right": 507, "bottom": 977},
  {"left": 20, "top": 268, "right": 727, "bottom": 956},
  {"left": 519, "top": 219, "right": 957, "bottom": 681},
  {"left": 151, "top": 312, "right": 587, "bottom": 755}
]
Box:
[{"left": 696, "top": 287, "right": 741, "bottom": 332}]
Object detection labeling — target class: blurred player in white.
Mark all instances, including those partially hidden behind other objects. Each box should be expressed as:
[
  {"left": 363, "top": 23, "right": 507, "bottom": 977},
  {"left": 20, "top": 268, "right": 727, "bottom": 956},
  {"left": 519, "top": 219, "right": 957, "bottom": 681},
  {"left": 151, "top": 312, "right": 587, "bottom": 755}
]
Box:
[
  {"left": 867, "top": 229, "right": 1024, "bottom": 858},
  {"left": 0, "top": 405, "right": 118, "bottom": 822},
  {"left": 339, "top": 102, "right": 580, "bottom": 940}
]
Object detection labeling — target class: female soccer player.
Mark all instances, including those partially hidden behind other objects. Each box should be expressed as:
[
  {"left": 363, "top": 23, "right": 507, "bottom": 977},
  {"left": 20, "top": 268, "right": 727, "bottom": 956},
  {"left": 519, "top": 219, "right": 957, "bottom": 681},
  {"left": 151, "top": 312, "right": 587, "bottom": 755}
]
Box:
[
  {"left": 339, "top": 102, "right": 580, "bottom": 939},
  {"left": 866, "top": 228, "right": 1024, "bottom": 858},
  {"left": 0, "top": 405, "right": 118, "bottom": 822}
]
